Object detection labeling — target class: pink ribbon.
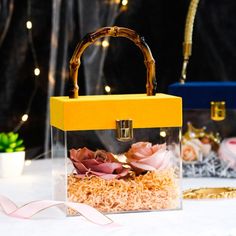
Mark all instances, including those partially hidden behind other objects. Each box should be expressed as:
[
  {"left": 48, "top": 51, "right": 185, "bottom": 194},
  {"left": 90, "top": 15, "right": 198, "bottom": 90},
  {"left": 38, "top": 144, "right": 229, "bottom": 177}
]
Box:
[{"left": 0, "top": 195, "right": 114, "bottom": 226}]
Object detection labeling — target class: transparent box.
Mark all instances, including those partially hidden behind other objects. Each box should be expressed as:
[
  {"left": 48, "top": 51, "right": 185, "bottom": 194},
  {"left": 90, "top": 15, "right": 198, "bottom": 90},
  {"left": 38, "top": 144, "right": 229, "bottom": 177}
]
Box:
[
  {"left": 50, "top": 26, "right": 182, "bottom": 214},
  {"left": 50, "top": 93, "right": 182, "bottom": 214},
  {"left": 169, "top": 82, "right": 236, "bottom": 178}
]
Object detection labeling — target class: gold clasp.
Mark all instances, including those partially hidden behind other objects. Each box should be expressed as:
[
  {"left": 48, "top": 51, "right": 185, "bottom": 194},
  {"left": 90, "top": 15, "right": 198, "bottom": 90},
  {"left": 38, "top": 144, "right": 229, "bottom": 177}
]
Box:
[
  {"left": 210, "top": 101, "right": 226, "bottom": 121},
  {"left": 116, "top": 120, "right": 133, "bottom": 142}
]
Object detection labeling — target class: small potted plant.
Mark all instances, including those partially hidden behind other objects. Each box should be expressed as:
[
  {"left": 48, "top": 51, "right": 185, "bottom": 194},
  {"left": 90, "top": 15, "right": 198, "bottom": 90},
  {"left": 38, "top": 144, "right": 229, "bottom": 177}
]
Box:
[{"left": 0, "top": 132, "right": 25, "bottom": 178}]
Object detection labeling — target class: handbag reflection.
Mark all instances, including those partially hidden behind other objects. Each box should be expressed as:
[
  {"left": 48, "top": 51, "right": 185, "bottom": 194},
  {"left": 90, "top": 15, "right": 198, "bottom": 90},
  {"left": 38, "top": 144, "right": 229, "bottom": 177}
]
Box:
[{"left": 168, "top": 0, "right": 236, "bottom": 178}]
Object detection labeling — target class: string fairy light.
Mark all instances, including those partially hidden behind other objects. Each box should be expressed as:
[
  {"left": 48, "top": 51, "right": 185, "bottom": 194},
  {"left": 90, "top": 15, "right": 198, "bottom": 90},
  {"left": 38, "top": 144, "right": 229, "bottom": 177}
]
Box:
[
  {"left": 102, "top": 40, "right": 110, "bottom": 48},
  {"left": 120, "top": 0, "right": 128, "bottom": 12},
  {"left": 104, "top": 85, "right": 111, "bottom": 93},
  {"left": 19, "top": 0, "right": 129, "bottom": 164},
  {"left": 34, "top": 67, "right": 40, "bottom": 76},
  {"left": 101, "top": 0, "right": 129, "bottom": 93},
  {"left": 14, "top": 0, "right": 40, "bottom": 132},
  {"left": 24, "top": 160, "right": 32, "bottom": 166},
  {"left": 26, "top": 20, "right": 32, "bottom": 29},
  {"left": 24, "top": 149, "right": 52, "bottom": 166},
  {"left": 121, "top": 0, "right": 128, "bottom": 6},
  {"left": 160, "top": 130, "right": 167, "bottom": 138},
  {"left": 21, "top": 114, "right": 29, "bottom": 122},
  {"left": 24, "top": 150, "right": 51, "bottom": 166}
]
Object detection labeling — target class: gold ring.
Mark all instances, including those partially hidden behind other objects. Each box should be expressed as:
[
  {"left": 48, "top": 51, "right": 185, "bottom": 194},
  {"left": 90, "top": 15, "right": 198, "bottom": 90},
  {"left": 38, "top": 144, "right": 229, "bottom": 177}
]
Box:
[{"left": 183, "top": 187, "right": 236, "bottom": 199}]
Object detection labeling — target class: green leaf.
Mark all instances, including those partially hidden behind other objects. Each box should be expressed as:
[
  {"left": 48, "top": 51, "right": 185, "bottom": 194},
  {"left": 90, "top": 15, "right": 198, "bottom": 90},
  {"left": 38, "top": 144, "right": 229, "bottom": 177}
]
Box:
[
  {"left": 9, "top": 143, "right": 17, "bottom": 148},
  {"left": 1, "top": 133, "right": 9, "bottom": 146},
  {"left": 16, "top": 139, "right": 24, "bottom": 147},
  {"left": 0, "top": 132, "right": 24, "bottom": 152},
  {"left": 5, "top": 148, "right": 14, "bottom": 152},
  {"left": 8, "top": 132, "right": 14, "bottom": 136},
  {"left": 15, "top": 147, "right": 25, "bottom": 152},
  {"left": 8, "top": 133, "right": 18, "bottom": 143}
]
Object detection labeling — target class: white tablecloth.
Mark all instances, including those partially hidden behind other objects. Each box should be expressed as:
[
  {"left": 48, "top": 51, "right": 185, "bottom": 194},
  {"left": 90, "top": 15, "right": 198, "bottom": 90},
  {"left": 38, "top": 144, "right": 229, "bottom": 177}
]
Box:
[{"left": 1, "top": 159, "right": 236, "bottom": 236}]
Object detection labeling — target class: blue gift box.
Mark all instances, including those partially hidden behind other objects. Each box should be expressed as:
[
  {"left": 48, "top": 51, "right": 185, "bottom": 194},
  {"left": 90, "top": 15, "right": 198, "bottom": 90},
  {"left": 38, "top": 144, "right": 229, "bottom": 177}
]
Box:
[{"left": 168, "top": 82, "right": 236, "bottom": 110}]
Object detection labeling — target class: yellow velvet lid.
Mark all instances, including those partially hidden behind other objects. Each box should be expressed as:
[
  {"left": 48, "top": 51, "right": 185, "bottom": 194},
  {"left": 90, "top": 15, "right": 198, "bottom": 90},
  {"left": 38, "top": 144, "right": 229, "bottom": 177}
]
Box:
[{"left": 50, "top": 93, "right": 182, "bottom": 131}]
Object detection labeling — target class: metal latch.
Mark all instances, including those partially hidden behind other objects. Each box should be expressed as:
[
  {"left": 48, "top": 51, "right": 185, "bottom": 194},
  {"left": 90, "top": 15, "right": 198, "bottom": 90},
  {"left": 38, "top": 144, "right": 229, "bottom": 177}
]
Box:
[
  {"left": 116, "top": 120, "right": 133, "bottom": 142},
  {"left": 210, "top": 101, "right": 225, "bottom": 121}
]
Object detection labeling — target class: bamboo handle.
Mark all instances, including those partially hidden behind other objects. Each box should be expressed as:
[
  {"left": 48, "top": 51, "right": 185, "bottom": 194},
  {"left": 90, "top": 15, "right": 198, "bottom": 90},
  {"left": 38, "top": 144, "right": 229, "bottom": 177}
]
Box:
[{"left": 69, "top": 26, "right": 156, "bottom": 98}]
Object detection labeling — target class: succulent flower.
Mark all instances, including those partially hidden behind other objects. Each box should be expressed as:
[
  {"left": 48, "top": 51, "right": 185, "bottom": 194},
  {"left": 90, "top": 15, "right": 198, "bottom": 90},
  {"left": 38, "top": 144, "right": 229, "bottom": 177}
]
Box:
[{"left": 0, "top": 132, "right": 25, "bottom": 153}]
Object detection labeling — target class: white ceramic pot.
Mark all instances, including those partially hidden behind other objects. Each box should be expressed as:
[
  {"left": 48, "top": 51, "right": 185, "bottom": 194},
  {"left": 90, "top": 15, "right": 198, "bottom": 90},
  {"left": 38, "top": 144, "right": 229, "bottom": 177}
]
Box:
[{"left": 0, "top": 151, "right": 25, "bottom": 178}]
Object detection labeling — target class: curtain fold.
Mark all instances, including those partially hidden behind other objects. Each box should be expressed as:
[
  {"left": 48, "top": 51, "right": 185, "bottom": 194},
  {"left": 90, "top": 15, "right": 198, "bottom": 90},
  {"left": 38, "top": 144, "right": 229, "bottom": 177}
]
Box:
[{"left": 44, "top": 0, "right": 119, "bottom": 155}]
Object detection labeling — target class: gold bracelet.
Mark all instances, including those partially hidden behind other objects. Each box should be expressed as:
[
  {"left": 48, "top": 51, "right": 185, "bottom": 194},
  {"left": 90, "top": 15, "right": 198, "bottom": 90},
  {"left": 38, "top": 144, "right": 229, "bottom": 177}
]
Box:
[{"left": 183, "top": 187, "right": 236, "bottom": 199}]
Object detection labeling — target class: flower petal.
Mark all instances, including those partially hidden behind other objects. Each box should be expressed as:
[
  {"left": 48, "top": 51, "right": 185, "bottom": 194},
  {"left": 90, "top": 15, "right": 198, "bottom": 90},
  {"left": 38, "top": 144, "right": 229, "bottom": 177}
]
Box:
[
  {"left": 70, "top": 147, "right": 94, "bottom": 162},
  {"left": 137, "top": 150, "right": 169, "bottom": 168},
  {"left": 70, "top": 149, "right": 78, "bottom": 161},
  {"left": 79, "top": 168, "right": 130, "bottom": 180},
  {"left": 72, "top": 161, "right": 89, "bottom": 174},
  {"left": 95, "top": 168, "right": 130, "bottom": 180},
  {"left": 88, "top": 162, "right": 124, "bottom": 174},
  {"left": 130, "top": 162, "right": 156, "bottom": 171},
  {"left": 82, "top": 159, "right": 100, "bottom": 166},
  {"left": 151, "top": 143, "right": 166, "bottom": 152}
]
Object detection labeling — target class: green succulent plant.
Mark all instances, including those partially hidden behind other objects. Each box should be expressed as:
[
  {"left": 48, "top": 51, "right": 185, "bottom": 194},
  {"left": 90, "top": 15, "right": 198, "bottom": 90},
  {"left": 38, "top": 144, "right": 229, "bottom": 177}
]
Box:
[{"left": 0, "top": 132, "right": 25, "bottom": 153}]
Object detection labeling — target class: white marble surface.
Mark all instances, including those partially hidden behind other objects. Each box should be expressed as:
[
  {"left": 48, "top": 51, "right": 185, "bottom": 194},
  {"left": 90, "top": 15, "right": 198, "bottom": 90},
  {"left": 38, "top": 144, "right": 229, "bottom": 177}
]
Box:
[{"left": 1, "top": 159, "right": 236, "bottom": 236}]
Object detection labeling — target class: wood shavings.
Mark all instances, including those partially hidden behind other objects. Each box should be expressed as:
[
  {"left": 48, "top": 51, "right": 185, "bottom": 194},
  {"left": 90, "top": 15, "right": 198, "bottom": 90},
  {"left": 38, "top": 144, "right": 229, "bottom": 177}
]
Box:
[{"left": 67, "top": 169, "right": 180, "bottom": 214}]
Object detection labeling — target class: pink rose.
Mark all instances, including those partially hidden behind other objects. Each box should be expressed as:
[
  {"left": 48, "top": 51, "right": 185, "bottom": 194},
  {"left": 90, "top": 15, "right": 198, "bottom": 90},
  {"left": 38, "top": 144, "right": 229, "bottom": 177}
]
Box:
[
  {"left": 182, "top": 139, "right": 202, "bottom": 162},
  {"left": 125, "top": 142, "right": 172, "bottom": 174},
  {"left": 182, "top": 139, "right": 211, "bottom": 162},
  {"left": 218, "top": 138, "right": 236, "bottom": 170},
  {"left": 70, "top": 147, "right": 129, "bottom": 180}
]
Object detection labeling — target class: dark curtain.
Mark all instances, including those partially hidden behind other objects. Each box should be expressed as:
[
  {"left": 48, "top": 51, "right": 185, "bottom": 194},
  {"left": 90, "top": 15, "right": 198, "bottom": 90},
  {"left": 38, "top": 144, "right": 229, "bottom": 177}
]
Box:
[
  {"left": 0, "top": 0, "right": 51, "bottom": 158},
  {"left": 0, "top": 0, "right": 236, "bottom": 159}
]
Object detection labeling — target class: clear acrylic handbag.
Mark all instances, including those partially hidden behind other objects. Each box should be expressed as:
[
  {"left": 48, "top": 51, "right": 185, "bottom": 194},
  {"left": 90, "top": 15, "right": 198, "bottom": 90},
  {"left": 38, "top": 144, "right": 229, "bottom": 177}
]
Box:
[{"left": 50, "top": 26, "right": 182, "bottom": 214}]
